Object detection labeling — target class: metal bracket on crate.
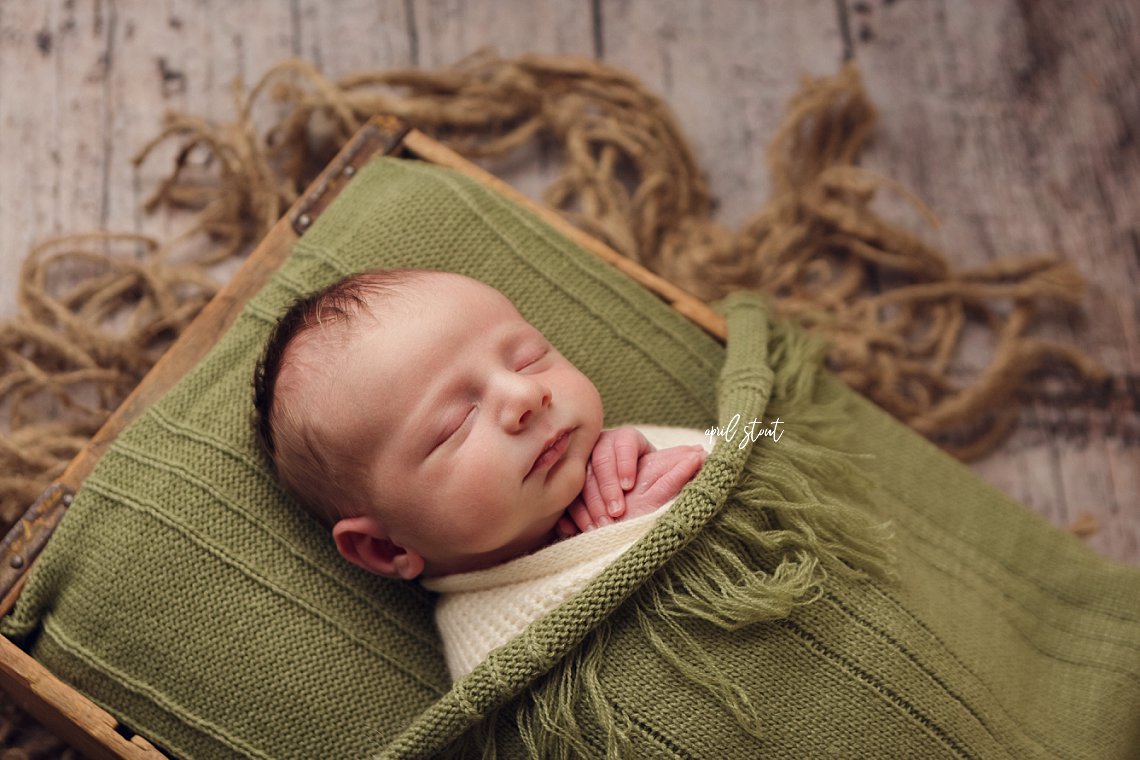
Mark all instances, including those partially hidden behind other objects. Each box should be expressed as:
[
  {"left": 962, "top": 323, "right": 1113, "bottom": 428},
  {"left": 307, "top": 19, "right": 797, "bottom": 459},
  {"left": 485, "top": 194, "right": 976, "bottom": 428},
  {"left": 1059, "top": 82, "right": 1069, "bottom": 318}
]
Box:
[
  {"left": 290, "top": 116, "right": 412, "bottom": 236},
  {"left": 0, "top": 483, "right": 74, "bottom": 609}
]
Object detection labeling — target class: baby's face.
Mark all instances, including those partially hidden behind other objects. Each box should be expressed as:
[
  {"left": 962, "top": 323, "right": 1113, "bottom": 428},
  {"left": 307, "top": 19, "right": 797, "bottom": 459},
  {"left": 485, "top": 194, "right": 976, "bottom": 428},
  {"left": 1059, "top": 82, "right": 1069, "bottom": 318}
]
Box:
[{"left": 321, "top": 275, "right": 603, "bottom": 575}]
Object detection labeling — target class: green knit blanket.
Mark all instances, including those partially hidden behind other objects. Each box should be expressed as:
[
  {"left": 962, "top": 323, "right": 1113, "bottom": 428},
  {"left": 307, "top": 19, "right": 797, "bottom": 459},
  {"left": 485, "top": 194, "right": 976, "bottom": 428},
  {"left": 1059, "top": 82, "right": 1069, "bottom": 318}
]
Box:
[{"left": 4, "top": 158, "right": 1139, "bottom": 759}]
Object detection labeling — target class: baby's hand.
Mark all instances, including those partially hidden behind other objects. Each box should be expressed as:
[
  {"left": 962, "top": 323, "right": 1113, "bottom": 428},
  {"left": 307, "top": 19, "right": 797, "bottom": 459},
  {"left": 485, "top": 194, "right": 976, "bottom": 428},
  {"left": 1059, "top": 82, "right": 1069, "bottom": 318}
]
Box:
[
  {"left": 557, "top": 444, "right": 707, "bottom": 537},
  {"left": 582, "top": 426, "right": 654, "bottom": 524}
]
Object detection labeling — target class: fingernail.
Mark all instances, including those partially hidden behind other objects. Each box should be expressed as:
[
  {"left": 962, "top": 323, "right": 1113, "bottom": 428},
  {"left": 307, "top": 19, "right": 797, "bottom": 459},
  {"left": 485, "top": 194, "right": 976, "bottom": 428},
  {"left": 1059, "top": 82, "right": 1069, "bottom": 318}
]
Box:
[
  {"left": 598, "top": 516, "right": 612, "bottom": 527},
  {"left": 621, "top": 478, "right": 633, "bottom": 490},
  {"left": 608, "top": 500, "right": 622, "bottom": 516},
  {"left": 583, "top": 523, "right": 595, "bottom": 532}
]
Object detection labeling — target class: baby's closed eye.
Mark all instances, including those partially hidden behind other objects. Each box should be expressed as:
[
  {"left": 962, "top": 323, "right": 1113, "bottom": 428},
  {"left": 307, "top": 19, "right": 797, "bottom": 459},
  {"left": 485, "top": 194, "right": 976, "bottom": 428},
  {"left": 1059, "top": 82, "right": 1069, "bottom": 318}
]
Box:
[
  {"left": 433, "top": 406, "right": 475, "bottom": 451},
  {"left": 514, "top": 343, "right": 550, "bottom": 372}
]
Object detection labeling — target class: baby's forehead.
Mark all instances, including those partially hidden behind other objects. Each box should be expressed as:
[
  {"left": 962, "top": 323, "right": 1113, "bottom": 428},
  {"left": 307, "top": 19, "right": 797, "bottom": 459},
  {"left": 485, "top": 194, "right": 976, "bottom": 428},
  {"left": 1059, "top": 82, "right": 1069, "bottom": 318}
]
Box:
[
  {"left": 307, "top": 274, "right": 539, "bottom": 362},
  {"left": 399, "top": 274, "right": 537, "bottom": 329}
]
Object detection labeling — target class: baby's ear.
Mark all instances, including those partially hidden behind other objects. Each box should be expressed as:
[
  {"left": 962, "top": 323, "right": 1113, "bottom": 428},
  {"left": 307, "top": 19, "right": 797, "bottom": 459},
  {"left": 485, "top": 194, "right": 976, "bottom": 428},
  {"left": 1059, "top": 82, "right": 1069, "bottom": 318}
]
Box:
[{"left": 332, "top": 516, "right": 425, "bottom": 580}]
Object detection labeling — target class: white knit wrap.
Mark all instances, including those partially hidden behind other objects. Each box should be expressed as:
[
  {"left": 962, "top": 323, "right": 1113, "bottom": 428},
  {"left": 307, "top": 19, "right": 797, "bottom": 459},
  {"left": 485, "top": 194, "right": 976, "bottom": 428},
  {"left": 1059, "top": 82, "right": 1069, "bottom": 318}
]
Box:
[{"left": 421, "top": 426, "right": 709, "bottom": 681}]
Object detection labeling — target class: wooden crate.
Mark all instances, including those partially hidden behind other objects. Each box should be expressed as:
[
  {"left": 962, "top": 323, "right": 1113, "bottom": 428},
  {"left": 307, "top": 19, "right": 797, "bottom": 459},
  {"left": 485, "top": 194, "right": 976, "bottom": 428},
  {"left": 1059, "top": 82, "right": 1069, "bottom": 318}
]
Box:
[{"left": 0, "top": 116, "right": 726, "bottom": 759}]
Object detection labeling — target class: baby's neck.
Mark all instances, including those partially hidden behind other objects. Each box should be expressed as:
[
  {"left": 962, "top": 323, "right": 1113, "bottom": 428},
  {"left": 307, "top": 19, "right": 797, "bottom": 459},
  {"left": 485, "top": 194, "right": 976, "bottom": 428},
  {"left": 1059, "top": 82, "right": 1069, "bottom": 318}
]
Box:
[{"left": 422, "top": 526, "right": 561, "bottom": 578}]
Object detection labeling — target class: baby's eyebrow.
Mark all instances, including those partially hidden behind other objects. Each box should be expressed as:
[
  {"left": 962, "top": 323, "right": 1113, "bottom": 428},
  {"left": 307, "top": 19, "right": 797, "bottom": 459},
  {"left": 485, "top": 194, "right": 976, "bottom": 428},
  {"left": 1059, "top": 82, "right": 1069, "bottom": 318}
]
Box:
[
  {"left": 517, "top": 321, "right": 549, "bottom": 344},
  {"left": 496, "top": 323, "right": 538, "bottom": 354}
]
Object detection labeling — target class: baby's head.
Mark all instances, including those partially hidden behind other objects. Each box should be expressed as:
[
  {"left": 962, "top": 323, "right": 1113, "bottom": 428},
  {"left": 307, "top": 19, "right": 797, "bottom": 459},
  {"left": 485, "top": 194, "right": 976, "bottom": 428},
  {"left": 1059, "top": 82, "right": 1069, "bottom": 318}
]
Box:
[{"left": 253, "top": 269, "right": 604, "bottom": 579}]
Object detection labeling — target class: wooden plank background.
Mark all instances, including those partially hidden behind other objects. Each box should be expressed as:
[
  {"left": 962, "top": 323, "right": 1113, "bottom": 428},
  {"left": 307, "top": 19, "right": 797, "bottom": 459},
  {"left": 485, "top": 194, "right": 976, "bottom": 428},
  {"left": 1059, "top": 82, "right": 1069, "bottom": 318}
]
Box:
[
  {"left": 0, "top": 0, "right": 1136, "bottom": 563},
  {"left": 0, "top": 0, "right": 1136, "bottom": 753}
]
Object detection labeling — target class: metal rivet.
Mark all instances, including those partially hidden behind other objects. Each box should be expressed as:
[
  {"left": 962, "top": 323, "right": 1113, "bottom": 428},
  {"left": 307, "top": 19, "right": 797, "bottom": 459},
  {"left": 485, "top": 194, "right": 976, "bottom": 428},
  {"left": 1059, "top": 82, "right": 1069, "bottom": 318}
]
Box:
[
  {"left": 9, "top": 555, "right": 24, "bottom": 569},
  {"left": 62, "top": 492, "right": 74, "bottom": 506},
  {"left": 343, "top": 165, "right": 356, "bottom": 177},
  {"left": 298, "top": 214, "right": 312, "bottom": 228}
]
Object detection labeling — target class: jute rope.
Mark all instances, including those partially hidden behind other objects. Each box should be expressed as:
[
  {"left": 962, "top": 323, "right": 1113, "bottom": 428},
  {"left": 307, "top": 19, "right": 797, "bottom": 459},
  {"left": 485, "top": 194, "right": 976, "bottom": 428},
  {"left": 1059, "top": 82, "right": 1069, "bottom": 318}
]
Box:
[{"left": 0, "top": 50, "right": 1106, "bottom": 527}]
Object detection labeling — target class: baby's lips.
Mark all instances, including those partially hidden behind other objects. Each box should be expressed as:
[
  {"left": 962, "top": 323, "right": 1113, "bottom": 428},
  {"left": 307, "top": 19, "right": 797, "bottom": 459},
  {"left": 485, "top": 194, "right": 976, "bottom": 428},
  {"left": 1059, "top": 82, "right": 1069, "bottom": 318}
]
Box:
[{"left": 528, "top": 426, "right": 572, "bottom": 478}]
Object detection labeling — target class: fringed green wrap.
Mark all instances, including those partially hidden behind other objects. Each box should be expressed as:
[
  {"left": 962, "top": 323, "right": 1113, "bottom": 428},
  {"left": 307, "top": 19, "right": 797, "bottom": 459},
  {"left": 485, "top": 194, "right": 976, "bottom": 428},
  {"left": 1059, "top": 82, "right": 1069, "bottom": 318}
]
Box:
[
  {"left": 4, "top": 157, "right": 1140, "bottom": 759},
  {"left": 413, "top": 293, "right": 898, "bottom": 760}
]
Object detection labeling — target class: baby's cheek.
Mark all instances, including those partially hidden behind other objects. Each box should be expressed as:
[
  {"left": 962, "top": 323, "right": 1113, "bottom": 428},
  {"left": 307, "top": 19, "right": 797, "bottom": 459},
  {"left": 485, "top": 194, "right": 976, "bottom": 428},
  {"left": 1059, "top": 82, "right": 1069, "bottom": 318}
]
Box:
[
  {"left": 453, "top": 471, "right": 512, "bottom": 528},
  {"left": 459, "top": 461, "right": 503, "bottom": 499}
]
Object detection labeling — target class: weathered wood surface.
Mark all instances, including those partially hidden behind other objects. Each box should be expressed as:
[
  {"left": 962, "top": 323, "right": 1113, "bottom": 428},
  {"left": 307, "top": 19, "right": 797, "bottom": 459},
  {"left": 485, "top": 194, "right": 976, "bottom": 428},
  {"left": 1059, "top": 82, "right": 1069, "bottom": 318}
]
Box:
[{"left": 0, "top": 0, "right": 1136, "bottom": 576}]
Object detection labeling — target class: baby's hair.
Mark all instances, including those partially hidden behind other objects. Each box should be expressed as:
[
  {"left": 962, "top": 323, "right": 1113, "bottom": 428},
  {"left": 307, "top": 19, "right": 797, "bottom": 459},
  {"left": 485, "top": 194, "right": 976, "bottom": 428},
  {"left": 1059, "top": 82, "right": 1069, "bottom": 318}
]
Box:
[{"left": 252, "top": 267, "right": 441, "bottom": 525}]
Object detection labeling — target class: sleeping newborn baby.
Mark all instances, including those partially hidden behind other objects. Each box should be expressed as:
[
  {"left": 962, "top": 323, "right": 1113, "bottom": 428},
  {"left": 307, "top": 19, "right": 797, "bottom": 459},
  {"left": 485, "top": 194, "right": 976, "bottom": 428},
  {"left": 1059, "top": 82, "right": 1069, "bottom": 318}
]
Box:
[{"left": 253, "top": 268, "right": 709, "bottom": 679}]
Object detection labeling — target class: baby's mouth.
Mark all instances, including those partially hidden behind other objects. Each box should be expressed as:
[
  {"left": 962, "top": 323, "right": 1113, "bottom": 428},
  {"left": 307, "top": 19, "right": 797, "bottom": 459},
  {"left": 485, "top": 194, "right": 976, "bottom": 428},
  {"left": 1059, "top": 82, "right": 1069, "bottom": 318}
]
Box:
[{"left": 528, "top": 429, "right": 572, "bottom": 478}]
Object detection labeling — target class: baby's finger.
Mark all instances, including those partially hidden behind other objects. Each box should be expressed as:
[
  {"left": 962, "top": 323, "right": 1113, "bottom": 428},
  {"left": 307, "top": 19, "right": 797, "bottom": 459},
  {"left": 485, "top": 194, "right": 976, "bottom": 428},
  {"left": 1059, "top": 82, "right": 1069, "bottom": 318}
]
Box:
[
  {"left": 631, "top": 446, "right": 699, "bottom": 491},
  {"left": 588, "top": 444, "right": 627, "bottom": 519},
  {"left": 644, "top": 453, "right": 705, "bottom": 503},
  {"left": 582, "top": 463, "right": 614, "bottom": 526},
  {"left": 614, "top": 429, "right": 652, "bottom": 491},
  {"left": 556, "top": 515, "right": 580, "bottom": 539},
  {"left": 568, "top": 499, "right": 596, "bottom": 533}
]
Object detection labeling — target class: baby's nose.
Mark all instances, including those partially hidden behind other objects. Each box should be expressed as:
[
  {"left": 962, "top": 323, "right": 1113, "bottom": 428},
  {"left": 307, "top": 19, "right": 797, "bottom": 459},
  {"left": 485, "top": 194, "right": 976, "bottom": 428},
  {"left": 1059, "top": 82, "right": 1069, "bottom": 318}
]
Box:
[{"left": 501, "top": 376, "right": 551, "bottom": 431}]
